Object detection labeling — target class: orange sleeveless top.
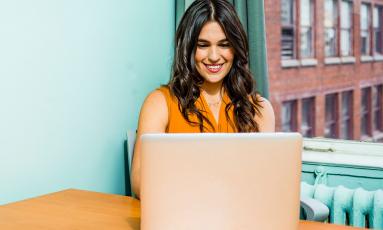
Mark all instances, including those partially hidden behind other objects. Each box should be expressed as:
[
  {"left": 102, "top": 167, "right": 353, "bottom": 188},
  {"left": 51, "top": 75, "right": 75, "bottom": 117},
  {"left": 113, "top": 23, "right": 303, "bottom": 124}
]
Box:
[{"left": 158, "top": 87, "right": 237, "bottom": 133}]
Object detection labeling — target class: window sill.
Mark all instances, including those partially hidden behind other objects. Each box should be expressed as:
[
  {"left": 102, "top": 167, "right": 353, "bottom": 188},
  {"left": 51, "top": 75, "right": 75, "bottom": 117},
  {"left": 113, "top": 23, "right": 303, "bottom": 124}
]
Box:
[
  {"left": 281, "top": 59, "right": 318, "bottom": 68},
  {"left": 373, "top": 55, "right": 383, "bottom": 62},
  {"left": 302, "top": 138, "right": 383, "bottom": 168},
  {"left": 341, "top": 56, "right": 356, "bottom": 64},
  {"left": 300, "top": 58, "right": 318, "bottom": 67},
  {"left": 281, "top": 59, "right": 300, "bottom": 68},
  {"left": 360, "top": 135, "right": 373, "bottom": 142},
  {"left": 373, "top": 131, "right": 383, "bottom": 142},
  {"left": 324, "top": 57, "right": 341, "bottom": 65},
  {"left": 361, "top": 56, "right": 374, "bottom": 62}
]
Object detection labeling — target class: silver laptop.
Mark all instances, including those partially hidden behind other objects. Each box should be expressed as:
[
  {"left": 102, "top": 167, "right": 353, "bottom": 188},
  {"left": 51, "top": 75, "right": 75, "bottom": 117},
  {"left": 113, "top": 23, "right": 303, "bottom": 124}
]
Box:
[{"left": 140, "top": 133, "right": 302, "bottom": 230}]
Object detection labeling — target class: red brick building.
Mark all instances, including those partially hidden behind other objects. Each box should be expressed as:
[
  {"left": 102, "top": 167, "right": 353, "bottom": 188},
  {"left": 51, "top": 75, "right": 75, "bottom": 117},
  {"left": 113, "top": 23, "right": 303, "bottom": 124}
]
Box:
[{"left": 265, "top": 0, "right": 383, "bottom": 141}]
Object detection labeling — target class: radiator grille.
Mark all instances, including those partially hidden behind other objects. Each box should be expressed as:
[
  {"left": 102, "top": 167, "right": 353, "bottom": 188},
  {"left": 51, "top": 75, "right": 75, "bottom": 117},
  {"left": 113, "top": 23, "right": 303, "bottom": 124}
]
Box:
[{"left": 301, "top": 182, "right": 383, "bottom": 229}]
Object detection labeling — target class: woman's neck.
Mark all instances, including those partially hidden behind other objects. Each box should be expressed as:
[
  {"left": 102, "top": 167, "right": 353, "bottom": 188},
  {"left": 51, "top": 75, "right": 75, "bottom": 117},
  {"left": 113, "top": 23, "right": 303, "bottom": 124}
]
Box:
[{"left": 200, "top": 81, "right": 223, "bottom": 97}]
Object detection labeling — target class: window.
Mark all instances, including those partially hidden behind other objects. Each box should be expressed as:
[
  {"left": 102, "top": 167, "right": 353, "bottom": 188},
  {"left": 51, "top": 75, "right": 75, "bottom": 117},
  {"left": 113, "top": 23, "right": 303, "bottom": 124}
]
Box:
[
  {"left": 361, "top": 3, "right": 371, "bottom": 56},
  {"left": 325, "top": 93, "right": 338, "bottom": 138},
  {"left": 324, "top": 0, "right": 338, "bottom": 57},
  {"left": 340, "top": 91, "right": 353, "bottom": 139},
  {"left": 281, "top": 0, "right": 296, "bottom": 59},
  {"left": 301, "top": 97, "right": 315, "bottom": 137},
  {"left": 340, "top": 0, "right": 353, "bottom": 56},
  {"left": 282, "top": 100, "right": 298, "bottom": 132},
  {"left": 361, "top": 87, "right": 372, "bottom": 137},
  {"left": 300, "top": 0, "right": 314, "bottom": 58},
  {"left": 373, "top": 6, "right": 383, "bottom": 55},
  {"left": 373, "top": 85, "right": 383, "bottom": 132},
  {"left": 280, "top": 0, "right": 315, "bottom": 60}
]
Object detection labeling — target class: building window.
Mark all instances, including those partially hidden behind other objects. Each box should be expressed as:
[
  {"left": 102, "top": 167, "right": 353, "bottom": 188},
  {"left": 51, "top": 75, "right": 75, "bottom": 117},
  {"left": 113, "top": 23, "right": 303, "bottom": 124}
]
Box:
[
  {"left": 340, "top": 91, "right": 353, "bottom": 139},
  {"left": 361, "top": 3, "right": 371, "bottom": 56},
  {"left": 324, "top": 0, "right": 338, "bottom": 57},
  {"left": 361, "top": 87, "right": 372, "bottom": 137},
  {"left": 282, "top": 100, "right": 298, "bottom": 132},
  {"left": 280, "top": 0, "right": 315, "bottom": 60},
  {"left": 301, "top": 97, "right": 315, "bottom": 137},
  {"left": 373, "top": 6, "right": 383, "bottom": 55},
  {"left": 300, "top": 0, "right": 314, "bottom": 58},
  {"left": 325, "top": 93, "right": 338, "bottom": 138},
  {"left": 281, "top": 0, "right": 296, "bottom": 59},
  {"left": 340, "top": 0, "right": 353, "bottom": 56},
  {"left": 373, "top": 85, "right": 383, "bottom": 132}
]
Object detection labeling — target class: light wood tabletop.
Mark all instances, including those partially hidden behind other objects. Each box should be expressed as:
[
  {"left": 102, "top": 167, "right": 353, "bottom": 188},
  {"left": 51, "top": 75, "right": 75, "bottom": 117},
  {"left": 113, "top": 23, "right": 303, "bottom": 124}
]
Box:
[{"left": 0, "top": 189, "right": 362, "bottom": 230}]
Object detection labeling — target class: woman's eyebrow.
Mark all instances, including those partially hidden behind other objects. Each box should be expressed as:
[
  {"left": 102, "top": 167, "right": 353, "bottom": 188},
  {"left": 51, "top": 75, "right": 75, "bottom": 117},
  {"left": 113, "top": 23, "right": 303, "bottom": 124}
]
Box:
[{"left": 197, "top": 38, "right": 229, "bottom": 43}]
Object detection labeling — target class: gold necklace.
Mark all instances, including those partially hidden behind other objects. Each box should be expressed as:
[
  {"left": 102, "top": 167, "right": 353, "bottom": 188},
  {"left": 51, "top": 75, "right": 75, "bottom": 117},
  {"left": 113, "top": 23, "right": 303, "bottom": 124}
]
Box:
[{"left": 202, "top": 90, "right": 222, "bottom": 107}]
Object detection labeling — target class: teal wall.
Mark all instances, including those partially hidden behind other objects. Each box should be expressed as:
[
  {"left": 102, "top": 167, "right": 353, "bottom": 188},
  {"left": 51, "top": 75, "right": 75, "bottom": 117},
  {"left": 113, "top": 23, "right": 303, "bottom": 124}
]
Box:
[{"left": 0, "top": 0, "right": 174, "bottom": 204}]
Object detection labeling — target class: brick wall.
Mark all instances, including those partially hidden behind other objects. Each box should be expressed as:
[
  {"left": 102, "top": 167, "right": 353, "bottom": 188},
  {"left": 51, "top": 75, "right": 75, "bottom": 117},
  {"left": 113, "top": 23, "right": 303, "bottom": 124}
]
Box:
[{"left": 265, "top": 0, "right": 383, "bottom": 140}]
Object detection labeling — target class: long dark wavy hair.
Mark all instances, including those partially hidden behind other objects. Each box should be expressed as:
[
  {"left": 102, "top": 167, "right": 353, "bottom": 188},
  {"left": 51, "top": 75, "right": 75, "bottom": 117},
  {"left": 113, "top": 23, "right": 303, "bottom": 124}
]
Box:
[{"left": 168, "top": 0, "right": 262, "bottom": 132}]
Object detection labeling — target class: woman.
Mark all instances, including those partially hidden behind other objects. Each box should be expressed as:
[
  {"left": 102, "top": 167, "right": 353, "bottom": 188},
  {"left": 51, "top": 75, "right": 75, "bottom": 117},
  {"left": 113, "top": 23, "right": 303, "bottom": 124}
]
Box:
[{"left": 131, "top": 0, "right": 275, "bottom": 198}]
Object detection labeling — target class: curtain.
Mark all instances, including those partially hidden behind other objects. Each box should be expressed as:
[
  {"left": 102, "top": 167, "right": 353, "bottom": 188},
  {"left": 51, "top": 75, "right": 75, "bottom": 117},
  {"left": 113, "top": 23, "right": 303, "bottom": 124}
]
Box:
[{"left": 175, "top": 0, "right": 270, "bottom": 98}]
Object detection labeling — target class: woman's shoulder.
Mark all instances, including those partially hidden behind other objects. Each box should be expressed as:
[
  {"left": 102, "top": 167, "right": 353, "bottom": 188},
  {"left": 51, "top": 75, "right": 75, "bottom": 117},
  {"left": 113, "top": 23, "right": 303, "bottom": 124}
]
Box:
[{"left": 252, "top": 94, "right": 275, "bottom": 132}]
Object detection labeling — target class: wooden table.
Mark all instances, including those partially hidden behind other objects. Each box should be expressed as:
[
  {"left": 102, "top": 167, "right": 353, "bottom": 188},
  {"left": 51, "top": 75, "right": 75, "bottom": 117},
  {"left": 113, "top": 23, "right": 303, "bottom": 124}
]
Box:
[{"left": 0, "top": 189, "right": 361, "bottom": 230}]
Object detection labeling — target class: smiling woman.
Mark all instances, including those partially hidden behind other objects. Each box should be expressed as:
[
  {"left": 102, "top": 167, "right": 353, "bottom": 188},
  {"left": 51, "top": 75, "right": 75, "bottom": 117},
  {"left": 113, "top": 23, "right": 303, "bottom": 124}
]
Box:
[{"left": 130, "top": 0, "right": 275, "bottom": 198}]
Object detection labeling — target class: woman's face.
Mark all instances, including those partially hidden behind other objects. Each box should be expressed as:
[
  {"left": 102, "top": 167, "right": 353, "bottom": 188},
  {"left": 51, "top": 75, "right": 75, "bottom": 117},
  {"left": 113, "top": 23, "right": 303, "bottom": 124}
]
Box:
[{"left": 194, "top": 21, "right": 234, "bottom": 86}]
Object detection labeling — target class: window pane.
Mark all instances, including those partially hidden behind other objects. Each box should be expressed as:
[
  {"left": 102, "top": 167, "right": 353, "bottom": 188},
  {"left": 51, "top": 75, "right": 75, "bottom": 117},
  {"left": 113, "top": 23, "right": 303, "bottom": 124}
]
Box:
[
  {"left": 281, "top": 0, "right": 294, "bottom": 26},
  {"left": 300, "top": 27, "right": 312, "bottom": 58},
  {"left": 341, "top": 1, "right": 352, "bottom": 28},
  {"left": 340, "top": 91, "right": 353, "bottom": 139},
  {"left": 281, "top": 28, "right": 295, "bottom": 59},
  {"left": 373, "top": 85, "right": 383, "bottom": 132},
  {"left": 361, "top": 88, "right": 371, "bottom": 136},
  {"left": 324, "top": 0, "right": 337, "bottom": 27},
  {"left": 361, "top": 30, "right": 370, "bottom": 55},
  {"left": 361, "top": 4, "right": 369, "bottom": 30},
  {"left": 282, "top": 100, "right": 297, "bottom": 132},
  {"left": 301, "top": 97, "right": 315, "bottom": 137},
  {"left": 325, "top": 28, "right": 337, "bottom": 56},
  {"left": 341, "top": 30, "right": 351, "bottom": 56},
  {"left": 301, "top": 0, "right": 311, "bottom": 26},
  {"left": 374, "top": 7, "right": 383, "bottom": 54},
  {"left": 325, "top": 94, "right": 338, "bottom": 138},
  {"left": 373, "top": 7, "right": 379, "bottom": 28}
]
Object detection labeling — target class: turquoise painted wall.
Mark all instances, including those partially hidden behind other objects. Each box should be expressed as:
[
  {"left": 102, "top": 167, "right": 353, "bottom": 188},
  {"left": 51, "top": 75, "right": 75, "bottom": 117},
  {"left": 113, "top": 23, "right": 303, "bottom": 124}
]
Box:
[{"left": 0, "top": 0, "right": 174, "bottom": 204}]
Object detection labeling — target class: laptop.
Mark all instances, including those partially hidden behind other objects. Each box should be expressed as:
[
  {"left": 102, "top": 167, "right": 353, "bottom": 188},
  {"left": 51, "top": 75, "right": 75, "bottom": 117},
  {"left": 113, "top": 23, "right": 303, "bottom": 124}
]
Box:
[{"left": 140, "top": 133, "right": 302, "bottom": 230}]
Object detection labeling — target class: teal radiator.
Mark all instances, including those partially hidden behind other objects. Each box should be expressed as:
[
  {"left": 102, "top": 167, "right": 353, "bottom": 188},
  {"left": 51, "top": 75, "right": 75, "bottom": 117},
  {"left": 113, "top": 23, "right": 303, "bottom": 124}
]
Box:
[{"left": 301, "top": 182, "right": 383, "bottom": 229}]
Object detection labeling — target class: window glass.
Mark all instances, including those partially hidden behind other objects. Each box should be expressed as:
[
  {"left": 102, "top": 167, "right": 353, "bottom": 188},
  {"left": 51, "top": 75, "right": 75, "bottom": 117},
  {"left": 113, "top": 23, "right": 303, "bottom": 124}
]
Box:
[
  {"left": 300, "top": 0, "right": 313, "bottom": 58},
  {"left": 282, "top": 100, "right": 297, "bottom": 132},
  {"left": 373, "top": 85, "right": 383, "bottom": 132},
  {"left": 281, "top": 0, "right": 295, "bottom": 59},
  {"left": 374, "top": 7, "right": 383, "bottom": 54},
  {"left": 361, "top": 4, "right": 370, "bottom": 55},
  {"left": 301, "top": 97, "right": 315, "bottom": 137},
  {"left": 340, "top": 1, "right": 352, "bottom": 56},
  {"left": 325, "top": 0, "right": 338, "bottom": 57},
  {"left": 325, "top": 94, "right": 338, "bottom": 138},
  {"left": 340, "top": 91, "right": 353, "bottom": 139},
  {"left": 361, "top": 88, "right": 371, "bottom": 137},
  {"left": 281, "top": 0, "right": 294, "bottom": 25}
]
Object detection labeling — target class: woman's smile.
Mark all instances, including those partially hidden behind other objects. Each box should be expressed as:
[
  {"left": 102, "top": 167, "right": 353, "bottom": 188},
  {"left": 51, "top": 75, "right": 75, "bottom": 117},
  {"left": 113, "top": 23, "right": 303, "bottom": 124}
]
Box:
[{"left": 204, "top": 63, "right": 224, "bottom": 73}]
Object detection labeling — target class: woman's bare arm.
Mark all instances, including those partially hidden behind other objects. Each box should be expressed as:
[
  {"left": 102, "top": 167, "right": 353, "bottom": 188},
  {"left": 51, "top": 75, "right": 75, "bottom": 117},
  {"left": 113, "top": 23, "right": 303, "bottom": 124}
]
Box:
[
  {"left": 255, "top": 97, "right": 275, "bottom": 132},
  {"left": 131, "top": 90, "right": 168, "bottom": 199}
]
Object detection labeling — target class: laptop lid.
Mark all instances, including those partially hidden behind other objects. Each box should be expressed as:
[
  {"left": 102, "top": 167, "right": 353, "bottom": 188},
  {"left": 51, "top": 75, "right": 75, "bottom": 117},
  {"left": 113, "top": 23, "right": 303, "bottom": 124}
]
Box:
[{"left": 140, "top": 133, "right": 302, "bottom": 230}]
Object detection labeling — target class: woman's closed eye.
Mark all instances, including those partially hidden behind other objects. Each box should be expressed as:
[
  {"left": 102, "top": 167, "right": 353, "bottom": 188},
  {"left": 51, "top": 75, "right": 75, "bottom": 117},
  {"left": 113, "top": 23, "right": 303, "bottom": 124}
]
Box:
[
  {"left": 197, "top": 43, "right": 209, "bottom": 48},
  {"left": 219, "top": 43, "right": 231, "bottom": 48}
]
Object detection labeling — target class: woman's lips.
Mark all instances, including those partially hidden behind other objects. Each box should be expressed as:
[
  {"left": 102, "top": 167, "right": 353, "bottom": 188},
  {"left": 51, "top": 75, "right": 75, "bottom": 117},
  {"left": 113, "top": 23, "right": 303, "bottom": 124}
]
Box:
[{"left": 205, "top": 64, "right": 223, "bottom": 73}]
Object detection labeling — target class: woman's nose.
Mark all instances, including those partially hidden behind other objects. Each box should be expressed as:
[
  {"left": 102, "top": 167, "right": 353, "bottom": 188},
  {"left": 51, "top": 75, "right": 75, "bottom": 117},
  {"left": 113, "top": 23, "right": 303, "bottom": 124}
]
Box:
[{"left": 208, "top": 47, "right": 220, "bottom": 63}]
